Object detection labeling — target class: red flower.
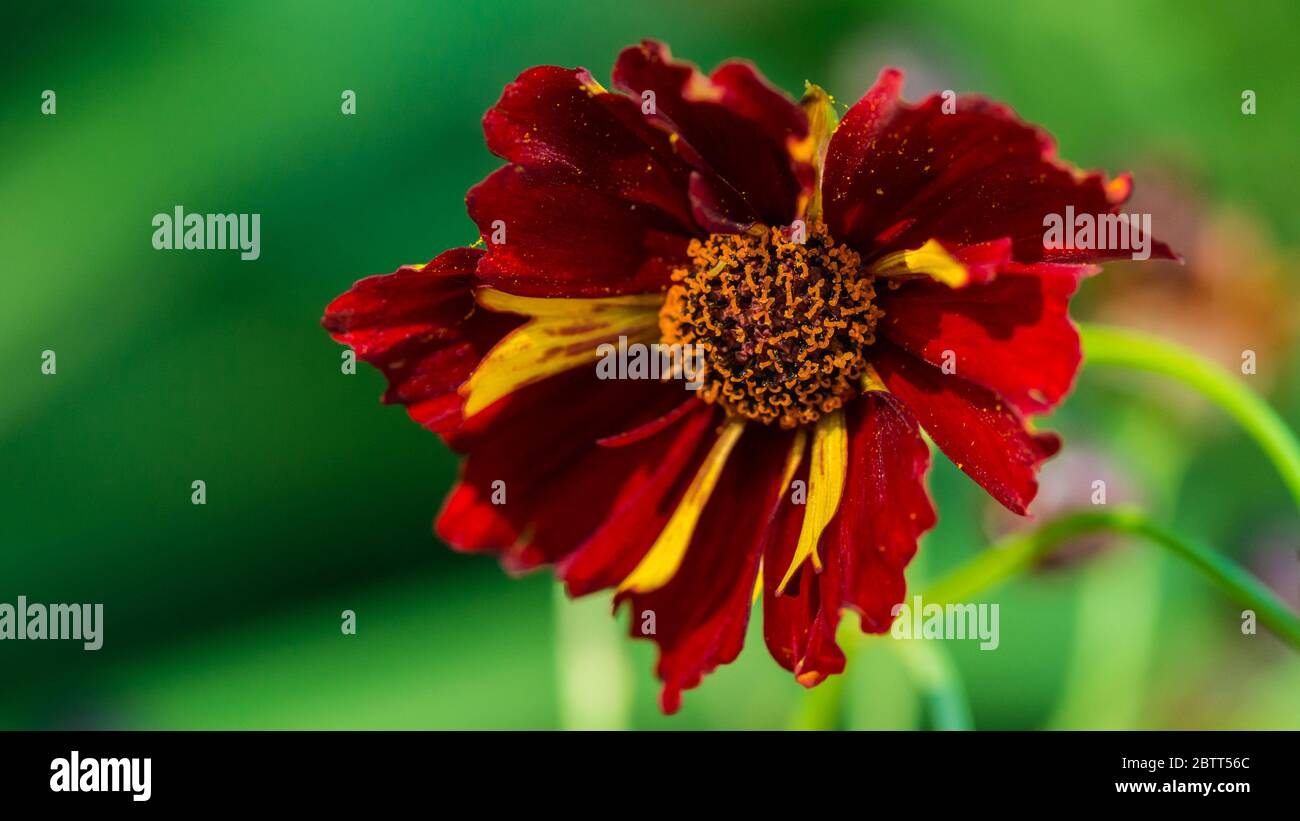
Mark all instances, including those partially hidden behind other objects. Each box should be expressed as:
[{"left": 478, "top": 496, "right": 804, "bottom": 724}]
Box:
[{"left": 323, "top": 41, "right": 1175, "bottom": 713}]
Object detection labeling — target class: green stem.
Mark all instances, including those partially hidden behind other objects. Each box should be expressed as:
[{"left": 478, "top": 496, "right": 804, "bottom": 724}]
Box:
[
  {"left": 924, "top": 507, "right": 1300, "bottom": 650},
  {"left": 807, "top": 325, "right": 1300, "bottom": 728},
  {"left": 1080, "top": 323, "right": 1300, "bottom": 510},
  {"left": 889, "top": 640, "right": 973, "bottom": 730},
  {"left": 553, "top": 586, "right": 631, "bottom": 730}
]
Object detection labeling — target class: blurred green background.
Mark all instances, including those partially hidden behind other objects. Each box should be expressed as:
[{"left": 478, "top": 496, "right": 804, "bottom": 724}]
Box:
[{"left": 3, "top": 0, "right": 1298, "bottom": 729}]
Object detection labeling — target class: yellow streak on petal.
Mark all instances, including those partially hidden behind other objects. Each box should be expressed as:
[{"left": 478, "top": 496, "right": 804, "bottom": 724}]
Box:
[
  {"left": 460, "top": 288, "right": 663, "bottom": 418},
  {"left": 798, "top": 82, "right": 838, "bottom": 224},
  {"left": 476, "top": 288, "right": 664, "bottom": 317},
  {"left": 861, "top": 363, "right": 888, "bottom": 393},
  {"left": 869, "top": 239, "right": 970, "bottom": 288},
  {"left": 776, "top": 410, "right": 847, "bottom": 595},
  {"left": 780, "top": 428, "right": 809, "bottom": 491},
  {"left": 682, "top": 72, "right": 725, "bottom": 103},
  {"left": 618, "top": 418, "right": 746, "bottom": 594},
  {"left": 1104, "top": 174, "right": 1131, "bottom": 203}
]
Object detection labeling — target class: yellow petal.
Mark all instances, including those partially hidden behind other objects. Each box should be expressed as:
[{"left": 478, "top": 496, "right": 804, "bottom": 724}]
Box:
[
  {"left": 869, "top": 239, "right": 970, "bottom": 288},
  {"left": 460, "top": 288, "right": 663, "bottom": 418},
  {"left": 578, "top": 75, "right": 609, "bottom": 97},
  {"left": 618, "top": 418, "right": 746, "bottom": 594},
  {"left": 476, "top": 288, "right": 664, "bottom": 318},
  {"left": 796, "top": 82, "right": 839, "bottom": 224},
  {"left": 861, "top": 362, "right": 888, "bottom": 393},
  {"left": 776, "top": 410, "right": 847, "bottom": 594}
]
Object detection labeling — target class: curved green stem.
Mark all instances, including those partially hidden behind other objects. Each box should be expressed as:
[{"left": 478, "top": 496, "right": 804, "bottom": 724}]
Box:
[
  {"left": 553, "top": 586, "right": 631, "bottom": 729},
  {"left": 797, "top": 507, "right": 1300, "bottom": 728},
  {"left": 925, "top": 507, "right": 1300, "bottom": 650},
  {"left": 1080, "top": 323, "right": 1300, "bottom": 510},
  {"left": 804, "top": 326, "right": 1300, "bottom": 728},
  {"left": 889, "top": 640, "right": 973, "bottom": 730}
]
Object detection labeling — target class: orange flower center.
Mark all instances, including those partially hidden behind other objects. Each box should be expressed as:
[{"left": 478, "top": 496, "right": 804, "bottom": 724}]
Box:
[{"left": 659, "top": 222, "right": 884, "bottom": 429}]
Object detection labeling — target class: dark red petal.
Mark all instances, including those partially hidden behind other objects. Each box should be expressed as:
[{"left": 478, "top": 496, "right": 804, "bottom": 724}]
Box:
[
  {"left": 436, "top": 368, "right": 708, "bottom": 573},
  {"left": 822, "top": 393, "right": 937, "bottom": 633},
  {"left": 321, "top": 248, "right": 523, "bottom": 435},
  {"left": 612, "top": 40, "right": 811, "bottom": 229},
  {"left": 522, "top": 408, "right": 710, "bottom": 573},
  {"left": 823, "top": 68, "right": 1177, "bottom": 264},
  {"left": 686, "top": 171, "right": 755, "bottom": 234},
  {"left": 872, "top": 339, "right": 1060, "bottom": 515},
  {"left": 467, "top": 164, "right": 689, "bottom": 297},
  {"left": 557, "top": 402, "right": 720, "bottom": 595},
  {"left": 878, "top": 261, "right": 1093, "bottom": 415},
  {"left": 482, "top": 65, "right": 696, "bottom": 230},
  {"left": 761, "top": 456, "right": 846, "bottom": 684},
  {"left": 596, "top": 396, "right": 698, "bottom": 448},
  {"left": 949, "top": 238, "right": 1013, "bottom": 285},
  {"left": 620, "top": 425, "right": 796, "bottom": 714},
  {"left": 760, "top": 395, "right": 937, "bottom": 687}
]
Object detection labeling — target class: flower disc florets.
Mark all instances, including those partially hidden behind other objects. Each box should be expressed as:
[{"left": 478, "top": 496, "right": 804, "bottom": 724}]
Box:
[{"left": 659, "top": 222, "right": 884, "bottom": 428}]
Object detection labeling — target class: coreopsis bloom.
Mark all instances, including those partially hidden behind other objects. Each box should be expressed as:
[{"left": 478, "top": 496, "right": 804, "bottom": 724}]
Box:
[{"left": 323, "top": 41, "right": 1174, "bottom": 713}]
